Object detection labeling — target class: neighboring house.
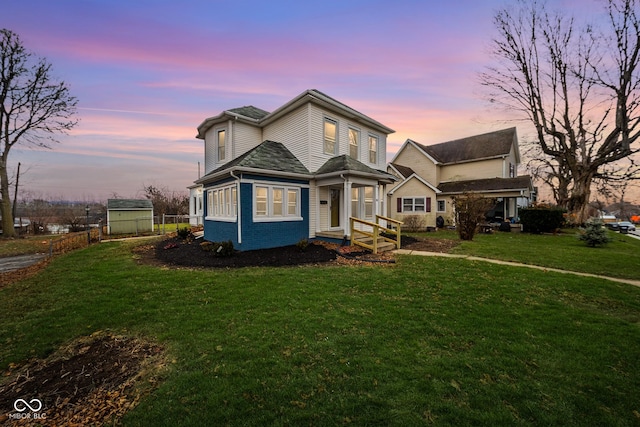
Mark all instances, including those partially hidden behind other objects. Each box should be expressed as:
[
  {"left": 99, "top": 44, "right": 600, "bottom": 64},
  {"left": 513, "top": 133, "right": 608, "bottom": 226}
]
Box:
[
  {"left": 106, "top": 199, "right": 154, "bottom": 234},
  {"left": 387, "top": 127, "right": 534, "bottom": 228},
  {"left": 192, "top": 89, "right": 396, "bottom": 251}
]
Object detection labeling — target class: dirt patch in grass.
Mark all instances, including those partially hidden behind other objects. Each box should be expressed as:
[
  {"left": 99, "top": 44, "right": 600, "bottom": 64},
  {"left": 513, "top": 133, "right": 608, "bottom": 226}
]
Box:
[
  {"left": 400, "top": 235, "right": 460, "bottom": 253},
  {"left": 0, "top": 332, "right": 167, "bottom": 426}
]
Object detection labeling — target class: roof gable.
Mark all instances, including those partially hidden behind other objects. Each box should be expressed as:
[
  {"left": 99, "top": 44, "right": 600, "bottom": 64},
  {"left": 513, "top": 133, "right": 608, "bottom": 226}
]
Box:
[{"left": 417, "top": 128, "right": 517, "bottom": 164}]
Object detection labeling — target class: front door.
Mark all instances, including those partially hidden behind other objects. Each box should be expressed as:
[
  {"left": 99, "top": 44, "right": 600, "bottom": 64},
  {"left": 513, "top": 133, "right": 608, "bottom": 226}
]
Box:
[{"left": 330, "top": 189, "right": 340, "bottom": 228}]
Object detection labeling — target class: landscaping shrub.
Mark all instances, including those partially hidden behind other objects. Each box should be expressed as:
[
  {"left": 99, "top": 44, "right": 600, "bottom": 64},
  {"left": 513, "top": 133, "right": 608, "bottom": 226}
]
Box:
[
  {"left": 176, "top": 227, "right": 191, "bottom": 239},
  {"left": 402, "top": 215, "right": 425, "bottom": 232},
  {"left": 200, "top": 240, "right": 234, "bottom": 257},
  {"left": 578, "top": 218, "right": 612, "bottom": 247},
  {"left": 453, "top": 194, "right": 496, "bottom": 241},
  {"left": 519, "top": 205, "right": 566, "bottom": 233},
  {"left": 295, "top": 238, "right": 309, "bottom": 252}
]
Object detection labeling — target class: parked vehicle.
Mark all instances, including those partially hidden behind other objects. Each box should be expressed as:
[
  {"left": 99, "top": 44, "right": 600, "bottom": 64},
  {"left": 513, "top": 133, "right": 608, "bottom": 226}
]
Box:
[{"left": 617, "top": 221, "right": 636, "bottom": 232}]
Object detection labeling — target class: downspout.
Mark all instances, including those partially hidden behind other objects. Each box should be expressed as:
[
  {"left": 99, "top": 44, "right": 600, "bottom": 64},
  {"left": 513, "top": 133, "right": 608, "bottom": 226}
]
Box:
[
  {"left": 341, "top": 173, "right": 349, "bottom": 240},
  {"left": 230, "top": 170, "right": 241, "bottom": 244}
]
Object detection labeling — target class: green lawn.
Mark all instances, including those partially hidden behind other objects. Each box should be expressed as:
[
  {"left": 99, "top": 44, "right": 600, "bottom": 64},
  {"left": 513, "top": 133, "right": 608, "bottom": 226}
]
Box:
[
  {"left": 1, "top": 235, "right": 640, "bottom": 425},
  {"left": 413, "top": 228, "right": 640, "bottom": 280}
]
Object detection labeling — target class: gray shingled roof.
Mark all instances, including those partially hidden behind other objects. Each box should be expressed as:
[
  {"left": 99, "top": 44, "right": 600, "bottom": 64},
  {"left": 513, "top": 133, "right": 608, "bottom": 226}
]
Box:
[
  {"left": 202, "top": 140, "right": 310, "bottom": 178},
  {"left": 417, "top": 127, "right": 516, "bottom": 164},
  {"left": 437, "top": 176, "right": 533, "bottom": 194},
  {"left": 107, "top": 199, "right": 153, "bottom": 210},
  {"left": 316, "top": 154, "right": 395, "bottom": 179},
  {"left": 390, "top": 163, "right": 415, "bottom": 178},
  {"left": 227, "top": 106, "right": 270, "bottom": 120}
]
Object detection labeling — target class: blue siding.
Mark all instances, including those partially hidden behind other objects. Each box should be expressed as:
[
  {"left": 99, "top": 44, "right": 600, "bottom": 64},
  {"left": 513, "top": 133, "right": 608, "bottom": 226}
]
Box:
[
  {"left": 203, "top": 220, "right": 238, "bottom": 246},
  {"left": 203, "top": 177, "right": 310, "bottom": 251}
]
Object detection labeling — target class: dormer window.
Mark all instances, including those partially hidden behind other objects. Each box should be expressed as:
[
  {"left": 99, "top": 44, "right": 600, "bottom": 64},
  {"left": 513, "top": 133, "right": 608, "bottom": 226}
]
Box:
[
  {"left": 218, "top": 129, "right": 226, "bottom": 161},
  {"left": 324, "top": 118, "right": 337, "bottom": 155}
]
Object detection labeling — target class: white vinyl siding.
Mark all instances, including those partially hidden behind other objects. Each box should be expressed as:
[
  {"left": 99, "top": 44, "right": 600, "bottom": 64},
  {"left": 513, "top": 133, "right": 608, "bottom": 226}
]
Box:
[{"left": 263, "top": 104, "right": 310, "bottom": 168}]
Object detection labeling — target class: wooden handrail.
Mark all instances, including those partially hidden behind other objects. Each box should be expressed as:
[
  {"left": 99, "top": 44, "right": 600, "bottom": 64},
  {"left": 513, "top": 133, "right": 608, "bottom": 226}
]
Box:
[{"left": 350, "top": 215, "right": 403, "bottom": 254}]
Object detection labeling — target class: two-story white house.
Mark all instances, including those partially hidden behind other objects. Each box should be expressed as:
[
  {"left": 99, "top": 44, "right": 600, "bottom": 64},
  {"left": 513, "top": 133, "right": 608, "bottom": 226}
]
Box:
[{"left": 190, "top": 89, "right": 396, "bottom": 250}]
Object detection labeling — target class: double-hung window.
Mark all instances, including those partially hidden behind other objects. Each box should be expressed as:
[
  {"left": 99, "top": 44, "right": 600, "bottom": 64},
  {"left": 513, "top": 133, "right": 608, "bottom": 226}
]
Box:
[
  {"left": 368, "top": 135, "right": 378, "bottom": 164},
  {"left": 324, "top": 118, "right": 337, "bottom": 155},
  {"left": 437, "top": 200, "right": 446, "bottom": 212},
  {"left": 254, "top": 184, "right": 302, "bottom": 221},
  {"left": 402, "top": 197, "right": 428, "bottom": 213},
  {"left": 349, "top": 127, "right": 360, "bottom": 159},
  {"left": 217, "top": 129, "right": 226, "bottom": 162},
  {"left": 206, "top": 184, "right": 237, "bottom": 221}
]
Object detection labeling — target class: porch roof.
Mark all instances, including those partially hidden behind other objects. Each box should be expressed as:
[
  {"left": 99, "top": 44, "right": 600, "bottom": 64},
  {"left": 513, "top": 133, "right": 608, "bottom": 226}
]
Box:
[
  {"left": 437, "top": 175, "right": 533, "bottom": 195},
  {"left": 315, "top": 155, "right": 397, "bottom": 183}
]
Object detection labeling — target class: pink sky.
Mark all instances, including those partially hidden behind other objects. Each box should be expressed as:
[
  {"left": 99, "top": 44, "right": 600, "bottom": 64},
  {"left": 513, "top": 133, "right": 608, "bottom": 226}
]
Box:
[{"left": 4, "top": 0, "right": 626, "bottom": 203}]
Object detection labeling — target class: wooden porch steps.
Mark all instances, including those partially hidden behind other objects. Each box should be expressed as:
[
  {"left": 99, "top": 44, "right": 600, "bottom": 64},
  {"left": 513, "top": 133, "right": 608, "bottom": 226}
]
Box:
[{"left": 353, "top": 236, "right": 397, "bottom": 253}]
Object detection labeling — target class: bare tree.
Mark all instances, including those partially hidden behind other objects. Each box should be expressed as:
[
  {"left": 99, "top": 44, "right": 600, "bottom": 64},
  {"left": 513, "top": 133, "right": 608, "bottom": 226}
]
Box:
[
  {"left": 0, "top": 29, "right": 78, "bottom": 237},
  {"left": 481, "top": 0, "right": 640, "bottom": 223},
  {"left": 140, "top": 184, "right": 189, "bottom": 217}
]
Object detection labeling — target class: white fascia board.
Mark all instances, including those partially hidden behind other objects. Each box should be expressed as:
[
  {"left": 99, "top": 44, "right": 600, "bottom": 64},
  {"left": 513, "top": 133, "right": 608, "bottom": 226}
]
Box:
[
  {"left": 197, "top": 167, "right": 312, "bottom": 186},
  {"left": 388, "top": 174, "right": 440, "bottom": 195},
  {"left": 389, "top": 139, "right": 440, "bottom": 165}
]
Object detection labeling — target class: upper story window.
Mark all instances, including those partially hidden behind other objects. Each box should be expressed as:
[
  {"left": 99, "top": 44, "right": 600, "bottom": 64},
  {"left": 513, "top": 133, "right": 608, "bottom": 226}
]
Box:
[
  {"left": 509, "top": 162, "right": 516, "bottom": 177},
  {"left": 324, "top": 118, "right": 337, "bottom": 155},
  {"left": 368, "top": 135, "right": 378, "bottom": 164},
  {"left": 217, "top": 129, "right": 226, "bottom": 161},
  {"left": 349, "top": 127, "right": 360, "bottom": 159}
]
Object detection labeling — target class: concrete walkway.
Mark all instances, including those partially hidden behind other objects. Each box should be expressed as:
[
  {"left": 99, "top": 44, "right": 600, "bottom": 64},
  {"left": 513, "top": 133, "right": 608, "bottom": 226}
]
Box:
[
  {"left": 394, "top": 249, "right": 640, "bottom": 288},
  {"left": 0, "top": 254, "right": 48, "bottom": 273}
]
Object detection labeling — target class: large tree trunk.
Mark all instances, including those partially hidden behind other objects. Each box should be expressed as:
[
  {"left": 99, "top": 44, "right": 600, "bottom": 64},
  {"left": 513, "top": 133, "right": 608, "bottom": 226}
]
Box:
[
  {"left": 567, "top": 173, "right": 594, "bottom": 225},
  {"left": 0, "top": 160, "right": 15, "bottom": 237}
]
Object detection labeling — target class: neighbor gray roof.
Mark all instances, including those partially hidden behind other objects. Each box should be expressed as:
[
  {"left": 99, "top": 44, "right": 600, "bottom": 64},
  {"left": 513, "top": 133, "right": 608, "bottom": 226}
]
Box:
[
  {"left": 416, "top": 127, "right": 517, "bottom": 164},
  {"left": 199, "top": 140, "right": 310, "bottom": 181},
  {"left": 316, "top": 155, "right": 396, "bottom": 182},
  {"left": 107, "top": 199, "right": 154, "bottom": 210},
  {"left": 437, "top": 176, "right": 533, "bottom": 194},
  {"left": 389, "top": 163, "right": 415, "bottom": 178}
]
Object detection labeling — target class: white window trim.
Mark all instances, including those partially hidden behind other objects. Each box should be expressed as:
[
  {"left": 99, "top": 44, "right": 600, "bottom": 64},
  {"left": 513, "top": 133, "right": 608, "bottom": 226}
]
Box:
[
  {"left": 368, "top": 134, "right": 379, "bottom": 164},
  {"left": 348, "top": 126, "right": 360, "bottom": 159},
  {"left": 437, "top": 200, "right": 446, "bottom": 213},
  {"left": 205, "top": 183, "right": 237, "bottom": 222},
  {"left": 402, "top": 196, "right": 426, "bottom": 213},
  {"left": 324, "top": 117, "right": 338, "bottom": 155},
  {"left": 217, "top": 129, "right": 227, "bottom": 162},
  {"left": 253, "top": 183, "right": 303, "bottom": 222}
]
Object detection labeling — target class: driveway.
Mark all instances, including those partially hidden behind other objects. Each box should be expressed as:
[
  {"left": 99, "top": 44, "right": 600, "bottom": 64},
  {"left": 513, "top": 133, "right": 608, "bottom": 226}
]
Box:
[{"left": 0, "top": 254, "right": 48, "bottom": 273}]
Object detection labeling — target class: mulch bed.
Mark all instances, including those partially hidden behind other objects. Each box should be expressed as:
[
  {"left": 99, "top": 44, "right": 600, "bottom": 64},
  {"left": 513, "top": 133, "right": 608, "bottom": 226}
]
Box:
[
  {"left": 148, "top": 234, "right": 459, "bottom": 269},
  {"left": 0, "top": 332, "right": 167, "bottom": 427}
]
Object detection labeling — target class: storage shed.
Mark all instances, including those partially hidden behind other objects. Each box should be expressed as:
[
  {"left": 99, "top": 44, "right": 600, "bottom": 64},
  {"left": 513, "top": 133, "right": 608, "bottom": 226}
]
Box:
[{"left": 106, "top": 199, "right": 154, "bottom": 235}]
